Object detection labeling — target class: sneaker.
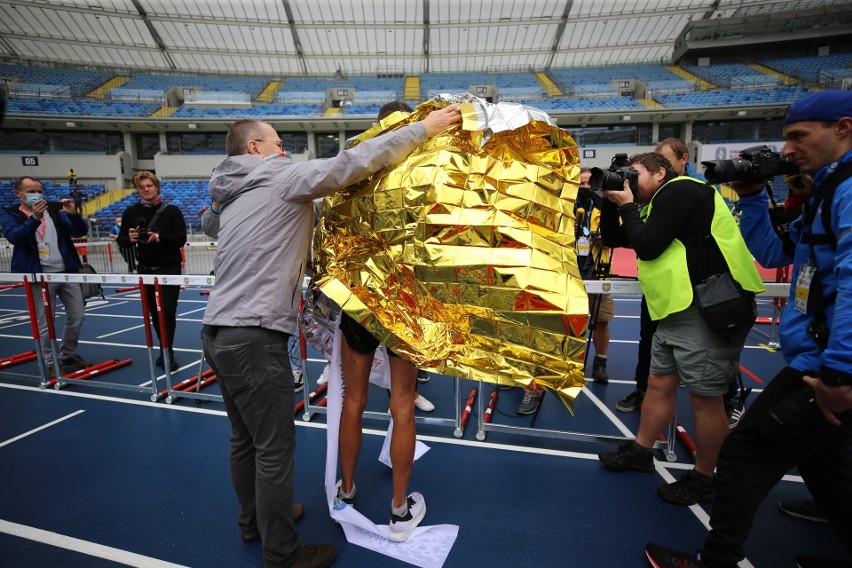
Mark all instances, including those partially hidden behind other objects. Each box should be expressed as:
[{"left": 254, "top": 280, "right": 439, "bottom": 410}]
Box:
[
  {"left": 598, "top": 440, "right": 654, "bottom": 472},
  {"left": 292, "top": 543, "right": 337, "bottom": 568},
  {"left": 591, "top": 355, "right": 609, "bottom": 384},
  {"left": 645, "top": 542, "right": 705, "bottom": 567},
  {"left": 616, "top": 389, "right": 645, "bottom": 412},
  {"left": 657, "top": 469, "right": 715, "bottom": 506},
  {"left": 416, "top": 369, "right": 430, "bottom": 383},
  {"left": 796, "top": 555, "right": 852, "bottom": 568},
  {"left": 60, "top": 354, "right": 92, "bottom": 371},
  {"left": 335, "top": 480, "right": 356, "bottom": 505},
  {"left": 779, "top": 499, "right": 828, "bottom": 523},
  {"left": 516, "top": 387, "right": 544, "bottom": 415},
  {"left": 317, "top": 365, "right": 330, "bottom": 386},
  {"left": 414, "top": 394, "right": 435, "bottom": 412},
  {"left": 293, "top": 368, "right": 304, "bottom": 393},
  {"left": 388, "top": 492, "right": 426, "bottom": 542},
  {"left": 725, "top": 397, "right": 745, "bottom": 429}
]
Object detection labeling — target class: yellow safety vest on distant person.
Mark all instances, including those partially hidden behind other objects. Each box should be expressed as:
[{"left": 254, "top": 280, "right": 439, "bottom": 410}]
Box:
[{"left": 637, "top": 176, "right": 764, "bottom": 321}]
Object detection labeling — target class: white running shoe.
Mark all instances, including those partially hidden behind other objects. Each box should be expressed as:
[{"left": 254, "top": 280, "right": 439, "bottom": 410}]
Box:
[
  {"left": 317, "top": 364, "right": 330, "bottom": 386},
  {"left": 293, "top": 368, "right": 303, "bottom": 393},
  {"left": 414, "top": 394, "right": 435, "bottom": 412},
  {"left": 388, "top": 492, "right": 426, "bottom": 542}
]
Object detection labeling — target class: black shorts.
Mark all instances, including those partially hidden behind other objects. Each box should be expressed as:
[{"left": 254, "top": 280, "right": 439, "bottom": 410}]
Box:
[{"left": 340, "top": 312, "right": 399, "bottom": 358}]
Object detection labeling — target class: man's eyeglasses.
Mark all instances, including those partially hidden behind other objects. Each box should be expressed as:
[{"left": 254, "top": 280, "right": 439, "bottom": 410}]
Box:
[{"left": 253, "top": 139, "right": 284, "bottom": 149}]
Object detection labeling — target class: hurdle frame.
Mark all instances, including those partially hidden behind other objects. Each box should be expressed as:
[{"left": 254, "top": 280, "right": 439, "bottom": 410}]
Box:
[{"left": 473, "top": 279, "right": 792, "bottom": 462}]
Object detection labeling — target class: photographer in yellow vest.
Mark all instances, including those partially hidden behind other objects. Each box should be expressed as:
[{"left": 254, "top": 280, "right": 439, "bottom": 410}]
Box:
[{"left": 595, "top": 152, "right": 763, "bottom": 507}]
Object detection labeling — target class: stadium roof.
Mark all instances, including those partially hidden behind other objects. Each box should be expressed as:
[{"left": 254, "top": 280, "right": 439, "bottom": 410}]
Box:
[{"left": 1, "top": 0, "right": 849, "bottom": 77}]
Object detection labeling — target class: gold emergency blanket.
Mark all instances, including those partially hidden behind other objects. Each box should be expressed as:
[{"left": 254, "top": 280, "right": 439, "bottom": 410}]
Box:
[{"left": 313, "top": 94, "right": 588, "bottom": 411}]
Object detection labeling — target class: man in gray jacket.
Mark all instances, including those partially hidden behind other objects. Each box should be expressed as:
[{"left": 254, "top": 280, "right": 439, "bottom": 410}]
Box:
[{"left": 202, "top": 106, "right": 460, "bottom": 568}]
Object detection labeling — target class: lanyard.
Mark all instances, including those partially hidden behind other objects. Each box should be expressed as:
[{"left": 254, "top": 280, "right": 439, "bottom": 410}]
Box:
[{"left": 19, "top": 207, "right": 46, "bottom": 240}]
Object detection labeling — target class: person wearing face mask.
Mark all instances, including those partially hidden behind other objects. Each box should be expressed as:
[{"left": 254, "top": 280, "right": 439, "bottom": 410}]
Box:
[
  {"left": 117, "top": 171, "right": 187, "bottom": 371},
  {"left": 0, "top": 176, "right": 93, "bottom": 378}
]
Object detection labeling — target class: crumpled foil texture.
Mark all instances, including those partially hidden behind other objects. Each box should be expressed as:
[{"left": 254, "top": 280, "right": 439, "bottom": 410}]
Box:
[{"left": 310, "top": 93, "right": 587, "bottom": 411}]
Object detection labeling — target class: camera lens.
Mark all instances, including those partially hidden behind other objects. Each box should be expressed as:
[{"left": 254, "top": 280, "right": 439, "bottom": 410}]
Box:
[
  {"left": 589, "top": 168, "right": 624, "bottom": 192},
  {"left": 702, "top": 159, "right": 750, "bottom": 184}
]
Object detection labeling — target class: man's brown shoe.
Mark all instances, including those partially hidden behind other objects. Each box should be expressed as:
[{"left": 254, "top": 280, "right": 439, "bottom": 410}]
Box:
[
  {"left": 292, "top": 544, "right": 336, "bottom": 568},
  {"left": 61, "top": 354, "right": 93, "bottom": 371}
]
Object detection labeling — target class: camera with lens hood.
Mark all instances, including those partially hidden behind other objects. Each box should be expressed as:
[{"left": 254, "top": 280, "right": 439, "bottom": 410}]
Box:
[
  {"left": 589, "top": 153, "right": 639, "bottom": 198},
  {"left": 702, "top": 145, "right": 798, "bottom": 184}
]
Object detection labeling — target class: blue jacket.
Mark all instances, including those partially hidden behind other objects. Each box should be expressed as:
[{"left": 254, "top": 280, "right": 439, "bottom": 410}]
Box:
[
  {"left": 685, "top": 161, "right": 707, "bottom": 182},
  {"left": 0, "top": 203, "right": 88, "bottom": 273},
  {"left": 737, "top": 149, "right": 852, "bottom": 381}
]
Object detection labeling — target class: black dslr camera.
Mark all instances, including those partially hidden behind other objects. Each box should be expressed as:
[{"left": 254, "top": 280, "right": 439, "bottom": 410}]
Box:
[
  {"left": 589, "top": 153, "right": 639, "bottom": 198},
  {"left": 702, "top": 145, "right": 798, "bottom": 184}
]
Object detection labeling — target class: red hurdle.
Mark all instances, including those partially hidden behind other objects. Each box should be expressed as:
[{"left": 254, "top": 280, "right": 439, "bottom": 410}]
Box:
[
  {"left": 459, "top": 388, "right": 478, "bottom": 433},
  {"left": 51, "top": 359, "right": 133, "bottom": 388},
  {"left": 483, "top": 390, "right": 498, "bottom": 424},
  {"left": 0, "top": 351, "right": 38, "bottom": 368},
  {"left": 675, "top": 421, "right": 698, "bottom": 459},
  {"left": 295, "top": 383, "right": 328, "bottom": 414}
]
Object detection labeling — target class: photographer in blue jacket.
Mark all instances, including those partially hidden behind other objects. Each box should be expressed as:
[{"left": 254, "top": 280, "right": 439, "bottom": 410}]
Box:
[
  {"left": 0, "top": 176, "right": 92, "bottom": 378},
  {"left": 645, "top": 89, "right": 852, "bottom": 568}
]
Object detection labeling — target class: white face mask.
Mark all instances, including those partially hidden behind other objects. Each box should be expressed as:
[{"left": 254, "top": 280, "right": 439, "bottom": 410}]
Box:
[{"left": 25, "top": 193, "right": 43, "bottom": 206}]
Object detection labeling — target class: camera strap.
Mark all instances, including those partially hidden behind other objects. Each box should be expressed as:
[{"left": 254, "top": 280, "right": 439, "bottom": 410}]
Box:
[
  {"left": 145, "top": 202, "right": 168, "bottom": 234},
  {"left": 800, "top": 160, "right": 852, "bottom": 349}
]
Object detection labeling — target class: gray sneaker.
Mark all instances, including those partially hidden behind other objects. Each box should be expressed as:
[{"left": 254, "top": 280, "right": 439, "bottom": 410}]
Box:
[
  {"left": 592, "top": 355, "right": 609, "bottom": 384},
  {"left": 516, "top": 388, "right": 544, "bottom": 415}
]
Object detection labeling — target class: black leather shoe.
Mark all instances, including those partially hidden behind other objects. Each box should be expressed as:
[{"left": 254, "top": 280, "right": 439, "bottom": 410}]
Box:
[{"left": 292, "top": 544, "right": 336, "bottom": 568}]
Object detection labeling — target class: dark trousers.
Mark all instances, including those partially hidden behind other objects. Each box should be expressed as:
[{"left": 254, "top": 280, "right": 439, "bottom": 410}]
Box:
[
  {"left": 634, "top": 296, "right": 657, "bottom": 391},
  {"left": 702, "top": 366, "right": 852, "bottom": 566},
  {"left": 202, "top": 326, "right": 300, "bottom": 568},
  {"left": 138, "top": 264, "right": 180, "bottom": 352}
]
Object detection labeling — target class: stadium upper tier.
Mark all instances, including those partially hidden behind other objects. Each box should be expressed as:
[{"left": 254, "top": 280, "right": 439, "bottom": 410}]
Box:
[
  {"left": 0, "top": 63, "right": 113, "bottom": 96},
  {"left": 549, "top": 64, "right": 695, "bottom": 95},
  {"left": 761, "top": 52, "right": 852, "bottom": 82},
  {"left": 120, "top": 73, "right": 268, "bottom": 97},
  {"left": 655, "top": 86, "right": 808, "bottom": 108},
  {"left": 682, "top": 63, "right": 782, "bottom": 88},
  {"left": 2, "top": 53, "right": 847, "bottom": 119}
]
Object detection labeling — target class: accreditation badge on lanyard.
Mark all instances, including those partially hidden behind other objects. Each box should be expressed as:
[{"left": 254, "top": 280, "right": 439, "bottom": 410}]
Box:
[
  {"left": 794, "top": 258, "right": 816, "bottom": 314},
  {"left": 577, "top": 236, "right": 590, "bottom": 257},
  {"left": 35, "top": 217, "right": 49, "bottom": 261}
]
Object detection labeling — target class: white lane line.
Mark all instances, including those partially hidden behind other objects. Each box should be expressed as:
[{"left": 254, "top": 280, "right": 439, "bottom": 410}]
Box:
[
  {"left": 178, "top": 307, "right": 206, "bottom": 316},
  {"left": 0, "top": 410, "right": 85, "bottom": 448},
  {"left": 98, "top": 324, "right": 146, "bottom": 339},
  {"left": 0, "top": 519, "right": 189, "bottom": 568}
]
